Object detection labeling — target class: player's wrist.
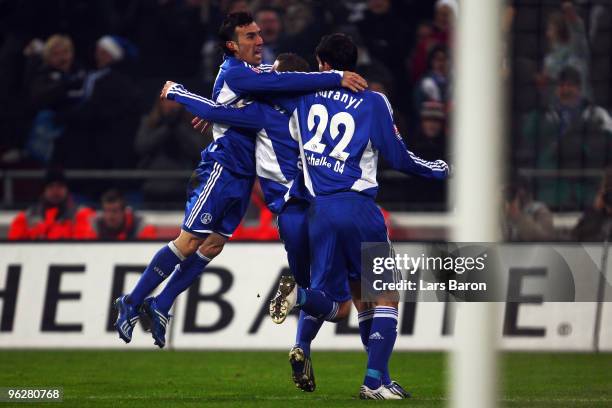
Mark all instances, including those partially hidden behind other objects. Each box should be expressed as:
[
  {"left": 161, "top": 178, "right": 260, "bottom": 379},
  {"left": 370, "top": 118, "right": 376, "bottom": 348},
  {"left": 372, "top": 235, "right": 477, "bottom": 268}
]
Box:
[{"left": 165, "top": 83, "right": 184, "bottom": 101}]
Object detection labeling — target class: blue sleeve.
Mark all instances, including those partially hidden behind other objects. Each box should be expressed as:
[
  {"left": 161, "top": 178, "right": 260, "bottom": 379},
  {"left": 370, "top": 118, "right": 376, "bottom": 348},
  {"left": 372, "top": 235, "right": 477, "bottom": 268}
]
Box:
[
  {"left": 167, "top": 84, "right": 263, "bottom": 130},
  {"left": 225, "top": 65, "right": 343, "bottom": 95},
  {"left": 260, "top": 94, "right": 301, "bottom": 115},
  {"left": 370, "top": 93, "right": 449, "bottom": 179}
]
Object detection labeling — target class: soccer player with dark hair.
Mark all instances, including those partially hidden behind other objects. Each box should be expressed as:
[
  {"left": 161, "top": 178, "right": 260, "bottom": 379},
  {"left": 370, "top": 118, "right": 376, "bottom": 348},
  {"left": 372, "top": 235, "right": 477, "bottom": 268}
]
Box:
[
  {"left": 161, "top": 53, "right": 320, "bottom": 391},
  {"left": 114, "top": 13, "right": 367, "bottom": 349},
  {"left": 266, "top": 33, "right": 448, "bottom": 399},
  {"left": 161, "top": 34, "right": 446, "bottom": 398}
]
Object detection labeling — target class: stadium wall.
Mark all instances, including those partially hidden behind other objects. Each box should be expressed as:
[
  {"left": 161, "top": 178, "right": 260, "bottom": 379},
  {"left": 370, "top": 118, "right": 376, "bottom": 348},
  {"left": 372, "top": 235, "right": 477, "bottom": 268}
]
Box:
[{"left": 0, "top": 243, "right": 610, "bottom": 351}]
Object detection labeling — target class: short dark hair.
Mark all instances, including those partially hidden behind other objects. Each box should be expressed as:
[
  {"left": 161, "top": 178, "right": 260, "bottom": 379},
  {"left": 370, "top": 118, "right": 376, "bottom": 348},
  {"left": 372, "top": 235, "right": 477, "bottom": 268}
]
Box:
[
  {"left": 558, "top": 66, "right": 582, "bottom": 86},
  {"left": 101, "top": 189, "right": 125, "bottom": 207},
  {"left": 275, "top": 53, "right": 310, "bottom": 72},
  {"left": 315, "top": 33, "right": 358, "bottom": 71},
  {"left": 218, "top": 12, "right": 255, "bottom": 56}
]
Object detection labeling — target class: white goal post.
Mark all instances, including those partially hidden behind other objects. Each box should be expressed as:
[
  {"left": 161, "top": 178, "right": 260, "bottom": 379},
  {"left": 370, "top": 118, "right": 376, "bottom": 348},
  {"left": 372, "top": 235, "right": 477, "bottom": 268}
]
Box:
[{"left": 450, "top": 0, "right": 504, "bottom": 407}]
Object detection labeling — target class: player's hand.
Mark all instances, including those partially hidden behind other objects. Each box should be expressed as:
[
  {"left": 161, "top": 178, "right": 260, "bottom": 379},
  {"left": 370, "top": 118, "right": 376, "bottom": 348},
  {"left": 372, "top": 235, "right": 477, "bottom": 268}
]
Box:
[
  {"left": 341, "top": 71, "right": 368, "bottom": 92},
  {"left": 160, "top": 81, "right": 176, "bottom": 99},
  {"left": 192, "top": 116, "right": 211, "bottom": 134}
]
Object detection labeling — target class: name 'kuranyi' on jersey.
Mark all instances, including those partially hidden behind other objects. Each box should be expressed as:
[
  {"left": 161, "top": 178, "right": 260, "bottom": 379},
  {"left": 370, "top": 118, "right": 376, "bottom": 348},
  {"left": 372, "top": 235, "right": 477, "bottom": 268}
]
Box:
[{"left": 315, "top": 90, "right": 364, "bottom": 110}]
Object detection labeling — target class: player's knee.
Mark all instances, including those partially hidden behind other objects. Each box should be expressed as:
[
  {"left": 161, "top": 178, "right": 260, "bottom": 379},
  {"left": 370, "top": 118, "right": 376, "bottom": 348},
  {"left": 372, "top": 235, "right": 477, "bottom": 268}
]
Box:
[
  {"left": 374, "top": 299, "right": 398, "bottom": 308},
  {"left": 199, "top": 243, "right": 224, "bottom": 259},
  {"left": 173, "top": 230, "right": 205, "bottom": 257},
  {"left": 330, "top": 300, "right": 353, "bottom": 322},
  {"left": 352, "top": 299, "right": 374, "bottom": 314},
  {"left": 198, "top": 233, "right": 227, "bottom": 259}
]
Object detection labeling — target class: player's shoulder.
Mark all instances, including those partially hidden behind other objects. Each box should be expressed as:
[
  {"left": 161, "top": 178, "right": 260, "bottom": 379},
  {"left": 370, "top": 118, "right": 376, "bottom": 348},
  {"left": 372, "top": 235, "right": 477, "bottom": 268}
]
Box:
[
  {"left": 223, "top": 59, "right": 262, "bottom": 78},
  {"left": 366, "top": 90, "right": 391, "bottom": 105},
  {"left": 366, "top": 90, "right": 393, "bottom": 116}
]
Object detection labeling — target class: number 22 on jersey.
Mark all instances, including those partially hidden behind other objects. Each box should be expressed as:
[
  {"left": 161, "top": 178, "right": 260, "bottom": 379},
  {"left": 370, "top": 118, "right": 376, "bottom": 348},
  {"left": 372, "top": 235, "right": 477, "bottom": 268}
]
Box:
[{"left": 302, "top": 104, "right": 355, "bottom": 161}]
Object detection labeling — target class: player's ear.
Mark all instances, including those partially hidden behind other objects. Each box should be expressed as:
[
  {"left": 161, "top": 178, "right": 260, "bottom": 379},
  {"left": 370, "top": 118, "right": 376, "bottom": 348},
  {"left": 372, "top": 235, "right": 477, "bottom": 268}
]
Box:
[
  {"left": 226, "top": 40, "right": 238, "bottom": 54},
  {"left": 316, "top": 57, "right": 332, "bottom": 72}
]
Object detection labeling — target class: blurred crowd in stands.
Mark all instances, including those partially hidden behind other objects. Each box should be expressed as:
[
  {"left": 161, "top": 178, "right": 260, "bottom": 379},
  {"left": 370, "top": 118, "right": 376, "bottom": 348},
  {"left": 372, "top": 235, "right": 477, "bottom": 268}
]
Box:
[
  {"left": 0, "top": 0, "right": 452, "bottom": 210},
  {"left": 8, "top": 169, "right": 158, "bottom": 240},
  {"left": 1, "top": 0, "right": 611, "bottom": 241},
  {"left": 7, "top": 167, "right": 283, "bottom": 241}
]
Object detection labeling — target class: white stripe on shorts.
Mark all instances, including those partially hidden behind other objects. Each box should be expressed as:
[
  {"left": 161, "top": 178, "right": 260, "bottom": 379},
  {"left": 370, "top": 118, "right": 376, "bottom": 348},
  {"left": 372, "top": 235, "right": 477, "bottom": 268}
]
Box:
[{"left": 185, "top": 162, "right": 223, "bottom": 228}]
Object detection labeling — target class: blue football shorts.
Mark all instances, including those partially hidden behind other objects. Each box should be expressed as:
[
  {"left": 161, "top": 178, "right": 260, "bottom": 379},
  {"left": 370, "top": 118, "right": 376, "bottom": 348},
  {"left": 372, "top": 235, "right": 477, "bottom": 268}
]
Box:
[
  {"left": 308, "top": 191, "right": 391, "bottom": 302},
  {"left": 277, "top": 199, "right": 312, "bottom": 288},
  {"left": 182, "top": 159, "right": 254, "bottom": 238}
]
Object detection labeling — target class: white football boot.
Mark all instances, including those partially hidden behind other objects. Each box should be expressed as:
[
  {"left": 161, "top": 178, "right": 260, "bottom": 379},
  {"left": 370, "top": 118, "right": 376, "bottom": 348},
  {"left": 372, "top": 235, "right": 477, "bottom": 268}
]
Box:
[{"left": 269, "top": 275, "right": 297, "bottom": 324}]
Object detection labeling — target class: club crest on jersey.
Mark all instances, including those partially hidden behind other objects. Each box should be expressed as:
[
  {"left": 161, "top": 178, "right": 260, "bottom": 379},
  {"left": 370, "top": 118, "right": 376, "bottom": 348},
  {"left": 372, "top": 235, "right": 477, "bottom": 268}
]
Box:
[{"left": 200, "top": 213, "right": 213, "bottom": 224}]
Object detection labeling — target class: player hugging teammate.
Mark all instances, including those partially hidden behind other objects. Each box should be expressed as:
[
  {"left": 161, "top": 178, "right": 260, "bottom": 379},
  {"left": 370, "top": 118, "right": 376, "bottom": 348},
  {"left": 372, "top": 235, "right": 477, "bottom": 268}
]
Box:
[{"left": 115, "top": 12, "right": 448, "bottom": 400}]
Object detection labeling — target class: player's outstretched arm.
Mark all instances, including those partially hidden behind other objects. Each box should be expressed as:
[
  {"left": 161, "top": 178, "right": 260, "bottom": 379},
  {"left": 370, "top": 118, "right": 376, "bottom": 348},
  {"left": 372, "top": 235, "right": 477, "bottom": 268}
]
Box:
[
  {"left": 372, "top": 93, "right": 449, "bottom": 180},
  {"left": 225, "top": 66, "right": 367, "bottom": 95},
  {"left": 161, "top": 81, "right": 263, "bottom": 130}
]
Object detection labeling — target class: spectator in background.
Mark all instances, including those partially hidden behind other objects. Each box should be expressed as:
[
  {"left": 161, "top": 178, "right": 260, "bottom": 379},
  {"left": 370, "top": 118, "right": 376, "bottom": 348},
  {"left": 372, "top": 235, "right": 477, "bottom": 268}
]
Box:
[
  {"left": 134, "top": 97, "right": 205, "bottom": 202},
  {"left": 415, "top": 45, "right": 451, "bottom": 109},
  {"left": 74, "top": 189, "right": 156, "bottom": 240},
  {"left": 53, "top": 35, "right": 141, "bottom": 170},
  {"left": 406, "top": 101, "right": 448, "bottom": 206},
  {"left": 255, "top": 7, "right": 283, "bottom": 64},
  {"left": 409, "top": 0, "right": 457, "bottom": 84},
  {"left": 572, "top": 168, "right": 612, "bottom": 241},
  {"left": 410, "top": 101, "right": 447, "bottom": 161},
  {"left": 502, "top": 179, "right": 555, "bottom": 242},
  {"left": 8, "top": 169, "right": 79, "bottom": 240},
  {"left": 356, "top": 0, "right": 409, "bottom": 92},
  {"left": 521, "top": 67, "right": 612, "bottom": 209},
  {"left": 276, "top": 2, "right": 325, "bottom": 66},
  {"left": 27, "top": 35, "right": 85, "bottom": 111},
  {"left": 20, "top": 35, "right": 86, "bottom": 164},
  {"left": 537, "top": 2, "right": 590, "bottom": 101}
]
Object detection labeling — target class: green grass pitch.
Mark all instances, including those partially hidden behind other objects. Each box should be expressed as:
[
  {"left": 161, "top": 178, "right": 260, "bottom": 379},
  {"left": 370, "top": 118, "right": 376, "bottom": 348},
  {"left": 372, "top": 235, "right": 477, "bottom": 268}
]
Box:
[{"left": 1, "top": 350, "right": 610, "bottom": 407}]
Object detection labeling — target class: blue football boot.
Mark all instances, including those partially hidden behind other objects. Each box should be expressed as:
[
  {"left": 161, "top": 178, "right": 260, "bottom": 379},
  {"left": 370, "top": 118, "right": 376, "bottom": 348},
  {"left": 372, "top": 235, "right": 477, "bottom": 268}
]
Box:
[
  {"left": 114, "top": 295, "right": 140, "bottom": 343},
  {"left": 141, "top": 297, "right": 171, "bottom": 348}
]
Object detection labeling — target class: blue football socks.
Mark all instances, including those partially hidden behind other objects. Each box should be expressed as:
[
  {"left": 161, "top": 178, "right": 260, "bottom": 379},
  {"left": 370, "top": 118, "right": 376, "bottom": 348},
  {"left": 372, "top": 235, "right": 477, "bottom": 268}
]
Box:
[
  {"left": 363, "top": 306, "right": 398, "bottom": 389},
  {"left": 358, "top": 308, "right": 392, "bottom": 385},
  {"left": 128, "top": 242, "right": 185, "bottom": 306},
  {"left": 358, "top": 308, "right": 374, "bottom": 351},
  {"left": 155, "top": 250, "right": 211, "bottom": 314},
  {"left": 295, "top": 310, "right": 324, "bottom": 357},
  {"left": 296, "top": 288, "right": 339, "bottom": 321}
]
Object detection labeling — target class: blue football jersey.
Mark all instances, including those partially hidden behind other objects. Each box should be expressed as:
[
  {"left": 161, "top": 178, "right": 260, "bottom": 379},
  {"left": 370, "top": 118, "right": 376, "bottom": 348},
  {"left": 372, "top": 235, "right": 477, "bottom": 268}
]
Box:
[
  {"left": 271, "top": 88, "right": 449, "bottom": 198},
  {"left": 167, "top": 83, "right": 306, "bottom": 214},
  {"left": 201, "top": 56, "right": 343, "bottom": 176}
]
